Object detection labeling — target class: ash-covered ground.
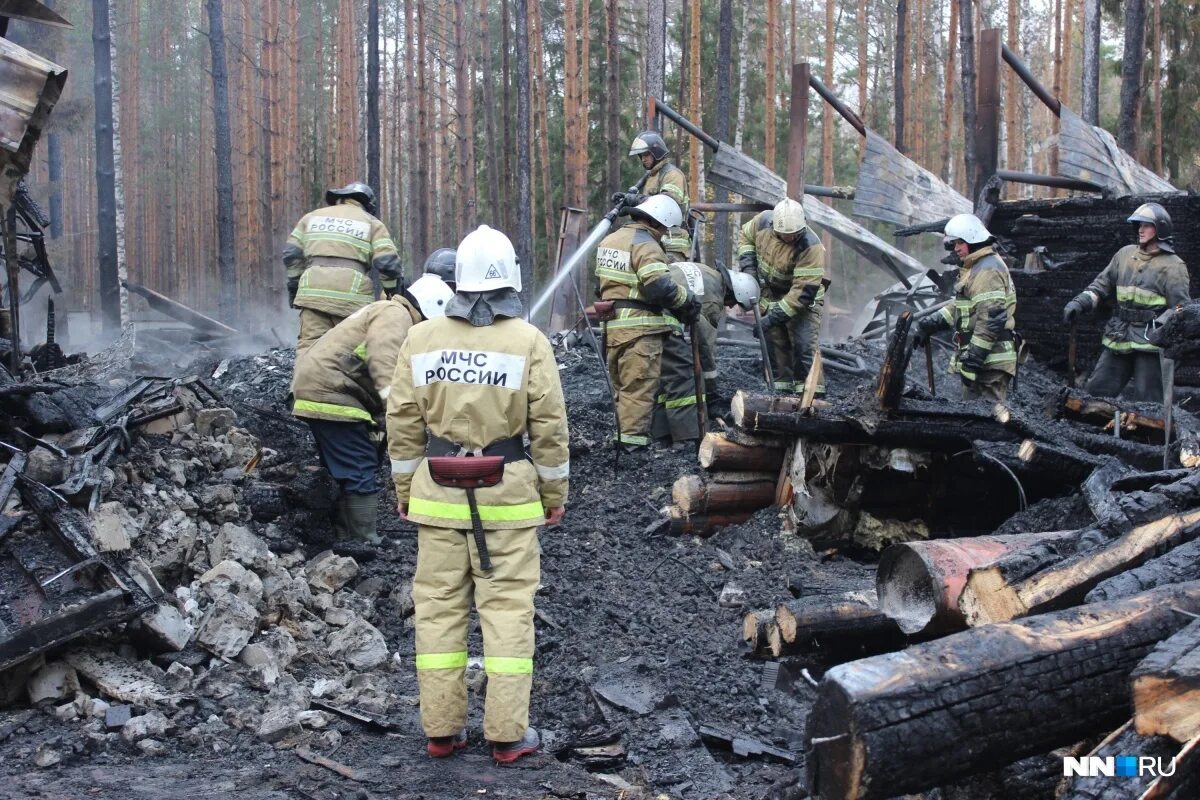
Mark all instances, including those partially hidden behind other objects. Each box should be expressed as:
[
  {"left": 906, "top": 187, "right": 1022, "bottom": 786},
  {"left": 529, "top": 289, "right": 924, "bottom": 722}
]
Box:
[{"left": 0, "top": 332, "right": 1094, "bottom": 800}]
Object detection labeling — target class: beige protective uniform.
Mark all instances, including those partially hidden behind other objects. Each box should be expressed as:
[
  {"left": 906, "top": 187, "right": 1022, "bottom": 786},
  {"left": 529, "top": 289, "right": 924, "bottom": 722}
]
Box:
[
  {"left": 738, "top": 211, "right": 827, "bottom": 393},
  {"left": 386, "top": 316, "right": 569, "bottom": 743},
  {"left": 936, "top": 245, "right": 1017, "bottom": 402},
  {"left": 645, "top": 160, "right": 691, "bottom": 258},
  {"left": 594, "top": 222, "right": 690, "bottom": 446},
  {"left": 284, "top": 199, "right": 403, "bottom": 354}
]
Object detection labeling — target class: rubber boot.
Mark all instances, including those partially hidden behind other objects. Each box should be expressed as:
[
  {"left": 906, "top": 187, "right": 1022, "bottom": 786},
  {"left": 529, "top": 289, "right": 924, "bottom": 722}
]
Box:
[
  {"left": 331, "top": 493, "right": 350, "bottom": 539},
  {"left": 427, "top": 729, "right": 468, "bottom": 758},
  {"left": 492, "top": 726, "right": 540, "bottom": 764},
  {"left": 343, "top": 492, "right": 381, "bottom": 545}
]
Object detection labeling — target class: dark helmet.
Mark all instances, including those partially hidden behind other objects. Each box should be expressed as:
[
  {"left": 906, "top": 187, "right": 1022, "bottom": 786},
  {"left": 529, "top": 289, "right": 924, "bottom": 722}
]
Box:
[
  {"left": 422, "top": 247, "right": 457, "bottom": 286},
  {"left": 326, "top": 182, "right": 377, "bottom": 216},
  {"left": 628, "top": 131, "right": 669, "bottom": 163},
  {"left": 1128, "top": 202, "right": 1175, "bottom": 253}
]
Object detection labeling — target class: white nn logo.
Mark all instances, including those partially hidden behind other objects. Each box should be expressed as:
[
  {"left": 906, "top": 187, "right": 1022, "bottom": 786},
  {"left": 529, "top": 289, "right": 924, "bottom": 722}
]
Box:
[{"left": 484, "top": 265, "right": 502, "bottom": 279}]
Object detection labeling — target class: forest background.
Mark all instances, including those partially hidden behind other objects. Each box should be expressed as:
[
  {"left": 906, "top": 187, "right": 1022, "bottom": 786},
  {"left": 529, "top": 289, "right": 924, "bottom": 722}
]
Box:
[{"left": 13, "top": 0, "right": 1200, "bottom": 337}]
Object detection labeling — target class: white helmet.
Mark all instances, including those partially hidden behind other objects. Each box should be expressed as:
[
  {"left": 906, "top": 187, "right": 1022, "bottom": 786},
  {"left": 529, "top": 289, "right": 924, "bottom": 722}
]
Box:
[
  {"left": 455, "top": 225, "right": 522, "bottom": 292},
  {"left": 943, "top": 213, "right": 993, "bottom": 246},
  {"left": 630, "top": 195, "right": 683, "bottom": 229},
  {"left": 729, "top": 270, "right": 760, "bottom": 310},
  {"left": 405, "top": 274, "right": 453, "bottom": 319},
  {"left": 771, "top": 198, "right": 807, "bottom": 235}
]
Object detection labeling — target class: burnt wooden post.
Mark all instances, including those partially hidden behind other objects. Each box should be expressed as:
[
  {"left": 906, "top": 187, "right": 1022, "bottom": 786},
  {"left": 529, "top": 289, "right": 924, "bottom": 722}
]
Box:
[
  {"left": 3, "top": 206, "right": 20, "bottom": 373},
  {"left": 787, "top": 63, "right": 810, "bottom": 199},
  {"left": 974, "top": 29, "right": 1002, "bottom": 208}
]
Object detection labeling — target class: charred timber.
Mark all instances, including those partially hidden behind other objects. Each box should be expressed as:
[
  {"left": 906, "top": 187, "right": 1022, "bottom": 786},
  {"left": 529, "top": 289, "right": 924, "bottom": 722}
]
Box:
[
  {"left": 668, "top": 506, "right": 756, "bottom": 536},
  {"left": 806, "top": 582, "right": 1200, "bottom": 800},
  {"left": 742, "top": 609, "right": 775, "bottom": 658},
  {"left": 671, "top": 475, "right": 776, "bottom": 515},
  {"left": 876, "top": 531, "right": 1078, "bottom": 636},
  {"left": 698, "top": 431, "right": 785, "bottom": 472},
  {"left": 1058, "top": 720, "right": 1180, "bottom": 800},
  {"left": 960, "top": 508, "right": 1200, "bottom": 626},
  {"left": 1148, "top": 300, "right": 1200, "bottom": 364},
  {"left": 771, "top": 591, "right": 906, "bottom": 659},
  {"left": 1133, "top": 619, "right": 1200, "bottom": 744},
  {"left": 1087, "top": 538, "right": 1200, "bottom": 604}
]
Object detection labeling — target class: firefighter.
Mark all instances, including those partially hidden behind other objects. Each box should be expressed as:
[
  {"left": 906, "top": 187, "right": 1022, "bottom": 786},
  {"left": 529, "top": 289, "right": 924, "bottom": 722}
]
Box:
[
  {"left": 613, "top": 130, "right": 693, "bottom": 260},
  {"left": 912, "top": 214, "right": 1018, "bottom": 402},
  {"left": 594, "top": 196, "right": 701, "bottom": 448},
  {"left": 292, "top": 274, "right": 453, "bottom": 546},
  {"left": 667, "top": 259, "right": 730, "bottom": 419},
  {"left": 283, "top": 182, "right": 404, "bottom": 354},
  {"left": 423, "top": 247, "right": 457, "bottom": 290},
  {"left": 1062, "top": 203, "right": 1190, "bottom": 402},
  {"left": 387, "top": 225, "right": 568, "bottom": 764},
  {"left": 738, "top": 197, "right": 827, "bottom": 394}
]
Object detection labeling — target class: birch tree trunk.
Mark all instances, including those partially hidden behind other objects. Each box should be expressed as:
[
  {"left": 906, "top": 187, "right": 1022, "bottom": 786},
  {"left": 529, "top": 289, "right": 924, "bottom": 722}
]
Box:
[
  {"left": 822, "top": 0, "right": 834, "bottom": 192},
  {"left": 765, "top": 0, "right": 777, "bottom": 169},
  {"left": 646, "top": 0, "right": 664, "bottom": 114},
  {"left": 734, "top": 1, "right": 753, "bottom": 151},
  {"left": 1081, "top": 0, "right": 1099, "bottom": 125},
  {"left": 959, "top": 0, "right": 978, "bottom": 200}
]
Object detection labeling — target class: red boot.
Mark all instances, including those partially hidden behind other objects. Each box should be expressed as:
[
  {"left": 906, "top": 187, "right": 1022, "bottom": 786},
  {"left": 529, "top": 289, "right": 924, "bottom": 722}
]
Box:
[
  {"left": 426, "top": 729, "right": 468, "bottom": 758},
  {"left": 491, "top": 727, "right": 540, "bottom": 764}
]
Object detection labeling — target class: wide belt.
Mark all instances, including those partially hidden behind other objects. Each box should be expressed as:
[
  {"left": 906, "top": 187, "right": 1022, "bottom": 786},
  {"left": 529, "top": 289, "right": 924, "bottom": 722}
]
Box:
[
  {"left": 426, "top": 434, "right": 528, "bottom": 464},
  {"left": 1115, "top": 306, "right": 1158, "bottom": 324},
  {"left": 308, "top": 255, "right": 368, "bottom": 271},
  {"left": 613, "top": 298, "right": 666, "bottom": 314}
]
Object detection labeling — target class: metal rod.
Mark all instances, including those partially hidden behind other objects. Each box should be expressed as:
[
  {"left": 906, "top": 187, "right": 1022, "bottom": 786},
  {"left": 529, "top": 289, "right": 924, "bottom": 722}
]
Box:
[
  {"left": 807, "top": 74, "right": 867, "bottom": 136},
  {"left": 1002, "top": 43, "right": 1061, "bottom": 117},
  {"left": 650, "top": 97, "right": 720, "bottom": 151},
  {"left": 996, "top": 169, "right": 1103, "bottom": 193}
]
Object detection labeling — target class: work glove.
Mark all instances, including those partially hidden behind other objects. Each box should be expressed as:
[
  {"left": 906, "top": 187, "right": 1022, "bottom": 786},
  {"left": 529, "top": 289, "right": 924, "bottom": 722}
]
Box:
[
  {"left": 910, "top": 315, "right": 943, "bottom": 348},
  {"left": 610, "top": 191, "right": 646, "bottom": 209},
  {"left": 1063, "top": 296, "right": 1088, "bottom": 324},
  {"left": 960, "top": 344, "right": 988, "bottom": 377},
  {"left": 760, "top": 302, "right": 791, "bottom": 330},
  {"left": 737, "top": 252, "right": 759, "bottom": 282},
  {"left": 286, "top": 277, "right": 299, "bottom": 308},
  {"left": 676, "top": 292, "right": 702, "bottom": 324},
  {"left": 796, "top": 283, "right": 820, "bottom": 309}
]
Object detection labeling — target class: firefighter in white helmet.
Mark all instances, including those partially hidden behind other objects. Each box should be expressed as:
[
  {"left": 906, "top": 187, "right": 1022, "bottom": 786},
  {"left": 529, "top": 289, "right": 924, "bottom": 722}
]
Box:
[
  {"left": 737, "top": 197, "right": 828, "bottom": 394},
  {"left": 291, "top": 274, "right": 453, "bottom": 549},
  {"left": 912, "top": 213, "right": 1018, "bottom": 401},
  {"left": 386, "top": 225, "right": 568, "bottom": 764},
  {"left": 593, "top": 195, "right": 701, "bottom": 448}
]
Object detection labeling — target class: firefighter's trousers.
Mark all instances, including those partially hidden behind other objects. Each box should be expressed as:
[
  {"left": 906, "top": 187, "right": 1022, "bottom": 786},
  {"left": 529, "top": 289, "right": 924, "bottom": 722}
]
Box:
[
  {"left": 1085, "top": 349, "right": 1164, "bottom": 403},
  {"left": 412, "top": 524, "right": 539, "bottom": 743},
  {"left": 961, "top": 370, "right": 1011, "bottom": 402},
  {"left": 296, "top": 308, "right": 343, "bottom": 356},
  {"left": 765, "top": 304, "right": 823, "bottom": 394},
  {"left": 605, "top": 331, "right": 665, "bottom": 447},
  {"left": 651, "top": 332, "right": 701, "bottom": 443}
]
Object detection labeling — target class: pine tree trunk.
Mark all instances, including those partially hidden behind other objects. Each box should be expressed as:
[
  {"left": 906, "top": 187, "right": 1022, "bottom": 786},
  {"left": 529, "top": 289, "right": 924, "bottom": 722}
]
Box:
[
  {"left": 564, "top": 0, "right": 578, "bottom": 207},
  {"left": 712, "top": 0, "right": 733, "bottom": 269},
  {"left": 942, "top": 0, "right": 959, "bottom": 182},
  {"left": 367, "top": 0, "right": 380, "bottom": 195},
  {"left": 765, "top": 0, "right": 777, "bottom": 169},
  {"left": 454, "top": 0, "right": 475, "bottom": 230},
  {"left": 480, "top": 0, "right": 501, "bottom": 221},
  {"left": 1005, "top": 0, "right": 1019, "bottom": 189},
  {"left": 959, "top": 0, "right": 978, "bottom": 201},
  {"left": 857, "top": 0, "right": 867, "bottom": 115},
  {"left": 1118, "top": 0, "right": 1147, "bottom": 157},
  {"left": 1062, "top": 0, "right": 1075, "bottom": 110},
  {"left": 514, "top": 0, "right": 533, "bottom": 297},
  {"left": 206, "top": 0, "right": 237, "bottom": 322},
  {"left": 1052, "top": 0, "right": 1063, "bottom": 184},
  {"left": 501, "top": 0, "right": 513, "bottom": 231},
  {"left": 1081, "top": 0, "right": 1099, "bottom": 126},
  {"left": 417, "top": 0, "right": 431, "bottom": 256},
  {"left": 1152, "top": 0, "right": 1162, "bottom": 173},
  {"left": 120, "top": 0, "right": 139, "bottom": 290},
  {"left": 92, "top": 0, "right": 121, "bottom": 333},
  {"left": 579, "top": 0, "right": 590, "bottom": 209},
  {"left": 605, "top": 0, "right": 621, "bottom": 195},
  {"left": 894, "top": 0, "right": 907, "bottom": 152},
  {"left": 528, "top": 0, "right": 554, "bottom": 258},
  {"left": 822, "top": 0, "right": 834, "bottom": 192},
  {"left": 109, "top": 0, "right": 128, "bottom": 328},
  {"left": 688, "top": 0, "right": 701, "bottom": 209},
  {"left": 647, "top": 0, "right": 664, "bottom": 108}
]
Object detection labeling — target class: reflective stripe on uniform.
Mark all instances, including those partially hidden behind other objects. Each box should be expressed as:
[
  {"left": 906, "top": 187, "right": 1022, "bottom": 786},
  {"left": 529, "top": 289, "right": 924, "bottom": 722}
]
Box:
[
  {"left": 1103, "top": 337, "right": 1161, "bottom": 352},
  {"left": 1116, "top": 285, "right": 1168, "bottom": 306},
  {"left": 614, "top": 432, "right": 651, "bottom": 445},
  {"left": 606, "top": 314, "right": 682, "bottom": 331},
  {"left": 407, "top": 497, "right": 545, "bottom": 522},
  {"left": 533, "top": 460, "right": 569, "bottom": 480},
  {"left": 968, "top": 335, "right": 996, "bottom": 351},
  {"left": 391, "top": 456, "right": 422, "bottom": 474},
  {"left": 293, "top": 399, "right": 373, "bottom": 422},
  {"left": 484, "top": 655, "right": 533, "bottom": 675},
  {"left": 415, "top": 651, "right": 468, "bottom": 671},
  {"left": 596, "top": 267, "right": 637, "bottom": 285},
  {"left": 353, "top": 342, "right": 369, "bottom": 360},
  {"left": 656, "top": 393, "right": 697, "bottom": 409}
]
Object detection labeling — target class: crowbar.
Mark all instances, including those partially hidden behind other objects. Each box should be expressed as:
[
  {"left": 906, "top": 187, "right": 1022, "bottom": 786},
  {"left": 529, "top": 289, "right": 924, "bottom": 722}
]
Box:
[{"left": 924, "top": 340, "right": 936, "bottom": 395}]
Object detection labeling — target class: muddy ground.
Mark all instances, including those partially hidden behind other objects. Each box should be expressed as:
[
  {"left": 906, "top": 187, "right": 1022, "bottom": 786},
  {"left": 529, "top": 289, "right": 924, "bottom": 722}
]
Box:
[{"left": 0, "top": 332, "right": 1092, "bottom": 800}]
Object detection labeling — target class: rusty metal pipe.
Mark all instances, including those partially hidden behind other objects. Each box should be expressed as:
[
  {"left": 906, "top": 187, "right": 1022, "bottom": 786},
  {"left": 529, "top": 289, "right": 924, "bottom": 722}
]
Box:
[
  {"left": 1002, "top": 43, "right": 1062, "bottom": 117},
  {"left": 996, "top": 169, "right": 1103, "bottom": 193},
  {"left": 807, "top": 74, "right": 867, "bottom": 136},
  {"left": 651, "top": 97, "right": 720, "bottom": 151},
  {"left": 877, "top": 531, "right": 1077, "bottom": 635}
]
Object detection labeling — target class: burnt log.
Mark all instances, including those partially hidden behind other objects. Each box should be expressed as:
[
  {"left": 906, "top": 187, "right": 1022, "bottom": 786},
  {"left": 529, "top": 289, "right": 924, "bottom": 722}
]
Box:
[
  {"left": 772, "top": 591, "right": 906, "bottom": 659},
  {"left": 961, "top": 508, "right": 1200, "bottom": 626},
  {"left": 806, "top": 582, "right": 1200, "bottom": 800},
  {"left": 671, "top": 475, "right": 776, "bottom": 515},
  {"left": 873, "top": 311, "right": 912, "bottom": 412},
  {"left": 876, "top": 531, "right": 1078, "bottom": 636},
  {"left": 1058, "top": 720, "right": 1180, "bottom": 800},
  {"left": 1148, "top": 300, "right": 1200, "bottom": 364},
  {"left": 697, "top": 432, "right": 785, "bottom": 472},
  {"left": 1086, "top": 538, "right": 1200, "bottom": 605},
  {"left": 1133, "top": 619, "right": 1200, "bottom": 744},
  {"left": 742, "top": 609, "right": 775, "bottom": 658},
  {"left": 668, "top": 506, "right": 756, "bottom": 536}
]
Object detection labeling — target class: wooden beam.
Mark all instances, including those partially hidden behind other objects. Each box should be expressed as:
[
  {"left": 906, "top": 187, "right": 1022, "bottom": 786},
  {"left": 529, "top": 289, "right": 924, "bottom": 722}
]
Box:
[{"left": 787, "top": 63, "right": 810, "bottom": 197}]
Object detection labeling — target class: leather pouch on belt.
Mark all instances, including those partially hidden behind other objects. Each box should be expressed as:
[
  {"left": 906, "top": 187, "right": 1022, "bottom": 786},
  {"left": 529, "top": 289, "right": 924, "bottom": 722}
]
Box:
[
  {"left": 427, "top": 456, "right": 506, "bottom": 488},
  {"left": 593, "top": 300, "right": 617, "bottom": 322}
]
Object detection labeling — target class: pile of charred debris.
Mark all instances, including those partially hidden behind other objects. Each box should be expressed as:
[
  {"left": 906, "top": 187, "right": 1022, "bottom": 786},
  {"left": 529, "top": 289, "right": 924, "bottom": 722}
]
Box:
[{"left": 2, "top": 301, "right": 1200, "bottom": 800}]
